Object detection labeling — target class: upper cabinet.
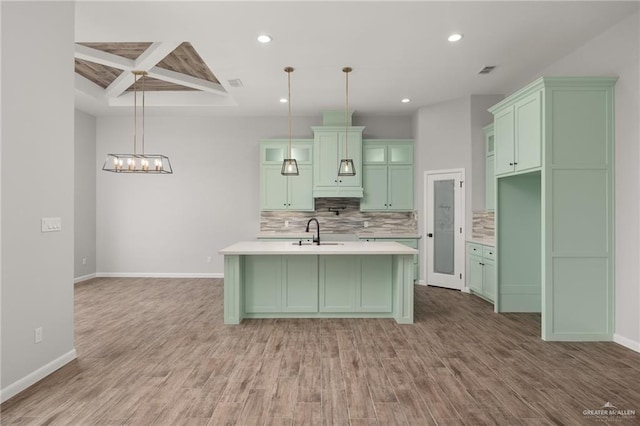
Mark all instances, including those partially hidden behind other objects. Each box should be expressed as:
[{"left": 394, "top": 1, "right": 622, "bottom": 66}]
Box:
[
  {"left": 361, "top": 140, "right": 414, "bottom": 211},
  {"left": 260, "top": 139, "right": 314, "bottom": 211},
  {"left": 493, "top": 90, "right": 542, "bottom": 176},
  {"left": 483, "top": 124, "right": 495, "bottom": 211},
  {"left": 312, "top": 126, "right": 364, "bottom": 198}
]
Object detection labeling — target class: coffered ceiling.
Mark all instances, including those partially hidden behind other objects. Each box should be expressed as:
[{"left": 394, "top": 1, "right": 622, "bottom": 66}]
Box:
[{"left": 74, "top": 1, "right": 638, "bottom": 117}]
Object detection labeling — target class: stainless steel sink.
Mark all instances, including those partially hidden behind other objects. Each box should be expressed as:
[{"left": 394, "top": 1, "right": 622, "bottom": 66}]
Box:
[{"left": 291, "top": 242, "right": 344, "bottom": 246}]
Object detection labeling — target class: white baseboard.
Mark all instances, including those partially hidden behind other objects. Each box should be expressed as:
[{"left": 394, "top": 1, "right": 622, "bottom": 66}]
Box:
[
  {"left": 96, "top": 272, "right": 223, "bottom": 279},
  {"left": 613, "top": 333, "right": 640, "bottom": 353},
  {"left": 1, "top": 349, "right": 77, "bottom": 403},
  {"left": 461, "top": 287, "right": 470, "bottom": 293},
  {"left": 74, "top": 273, "right": 97, "bottom": 284},
  {"left": 416, "top": 279, "right": 426, "bottom": 286}
]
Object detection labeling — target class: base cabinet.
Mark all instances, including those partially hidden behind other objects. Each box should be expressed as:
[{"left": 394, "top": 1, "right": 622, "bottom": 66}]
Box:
[
  {"left": 244, "top": 255, "right": 393, "bottom": 315},
  {"left": 467, "top": 242, "right": 496, "bottom": 303},
  {"left": 319, "top": 255, "right": 392, "bottom": 313},
  {"left": 360, "top": 237, "right": 419, "bottom": 281},
  {"left": 283, "top": 256, "right": 318, "bottom": 312}
]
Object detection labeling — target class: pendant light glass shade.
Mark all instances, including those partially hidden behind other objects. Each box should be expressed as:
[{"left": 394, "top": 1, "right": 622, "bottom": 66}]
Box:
[
  {"left": 102, "top": 71, "right": 173, "bottom": 174},
  {"left": 338, "top": 159, "right": 355, "bottom": 176},
  {"left": 338, "top": 67, "right": 355, "bottom": 177},
  {"left": 281, "top": 67, "right": 299, "bottom": 176},
  {"left": 281, "top": 158, "right": 299, "bottom": 175}
]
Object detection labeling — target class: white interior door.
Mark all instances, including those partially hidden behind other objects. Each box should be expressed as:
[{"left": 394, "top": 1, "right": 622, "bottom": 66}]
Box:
[{"left": 425, "top": 170, "right": 465, "bottom": 290}]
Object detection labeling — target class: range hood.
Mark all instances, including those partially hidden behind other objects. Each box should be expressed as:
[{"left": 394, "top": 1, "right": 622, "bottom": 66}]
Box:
[{"left": 313, "top": 187, "right": 363, "bottom": 198}]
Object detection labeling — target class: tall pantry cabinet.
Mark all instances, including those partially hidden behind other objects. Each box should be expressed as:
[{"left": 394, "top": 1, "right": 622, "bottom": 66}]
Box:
[{"left": 489, "top": 77, "right": 616, "bottom": 341}]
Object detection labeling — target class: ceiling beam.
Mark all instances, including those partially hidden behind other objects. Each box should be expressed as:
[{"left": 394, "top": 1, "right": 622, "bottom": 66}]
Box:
[
  {"left": 134, "top": 41, "right": 181, "bottom": 70},
  {"left": 75, "top": 44, "right": 134, "bottom": 70},
  {"left": 104, "top": 41, "right": 183, "bottom": 99},
  {"left": 147, "top": 67, "right": 228, "bottom": 96},
  {"left": 76, "top": 41, "right": 227, "bottom": 101},
  {"left": 104, "top": 71, "right": 136, "bottom": 99}
]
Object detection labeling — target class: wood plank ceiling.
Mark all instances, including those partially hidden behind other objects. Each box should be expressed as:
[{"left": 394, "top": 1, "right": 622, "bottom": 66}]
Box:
[{"left": 75, "top": 42, "right": 219, "bottom": 92}]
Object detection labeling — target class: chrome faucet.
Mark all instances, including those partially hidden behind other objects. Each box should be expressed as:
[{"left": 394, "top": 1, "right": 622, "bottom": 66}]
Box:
[{"left": 305, "top": 218, "right": 320, "bottom": 245}]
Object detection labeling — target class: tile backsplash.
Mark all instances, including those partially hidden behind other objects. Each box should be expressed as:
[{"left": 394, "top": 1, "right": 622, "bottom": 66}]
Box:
[
  {"left": 260, "top": 198, "right": 418, "bottom": 234},
  {"left": 472, "top": 210, "right": 495, "bottom": 240}
]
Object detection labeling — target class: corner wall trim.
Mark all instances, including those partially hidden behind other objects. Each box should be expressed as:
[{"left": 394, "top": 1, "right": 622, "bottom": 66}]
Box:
[
  {"left": 96, "top": 272, "right": 224, "bottom": 279},
  {"left": 1, "top": 349, "right": 77, "bottom": 403},
  {"left": 613, "top": 334, "right": 640, "bottom": 353},
  {"left": 74, "top": 273, "right": 97, "bottom": 283}
]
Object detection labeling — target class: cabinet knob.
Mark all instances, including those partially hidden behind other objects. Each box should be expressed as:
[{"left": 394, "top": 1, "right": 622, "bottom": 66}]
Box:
[
  {"left": 334, "top": 180, "right": 337, "bottom": 183},
  {"left": 427, "top": 233, "right": 433, "bottom": 238},
  {"left": 513, "top": 162, "right": 518, "bottom": 165},
  {"left": 339, "top": 180, "right": 342, "bottom": 183},
  {"left": 509, "top": 162, "right": 514, "bottom": 166}
]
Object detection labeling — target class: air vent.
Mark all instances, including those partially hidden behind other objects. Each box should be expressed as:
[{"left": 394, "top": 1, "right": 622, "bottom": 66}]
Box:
[
  {"left": 227, "top": 78, "right": 243, "bottom": 88},
  {"left": 479, "top": 66, "right": 496, "bottom": 75}
]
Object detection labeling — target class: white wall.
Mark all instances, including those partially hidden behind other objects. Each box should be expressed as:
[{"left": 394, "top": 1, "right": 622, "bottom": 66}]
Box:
[
  {"left": 470, "top": 95, "right": 504, "bottom": 211},
  {"left": 96, "top": 114, "right": 411, "bottom": 276},
  {"left": 75, "top": 110, "right": 96, "bottom": 280},
  {"left": 506, "top": 10, "right": 640, "bottom": 350},
  {"left": 414, "top": 95, "right": 502, "bottom": 284},
  {"left": 1, "top": 2, "right": 75, "bottom": 401}
]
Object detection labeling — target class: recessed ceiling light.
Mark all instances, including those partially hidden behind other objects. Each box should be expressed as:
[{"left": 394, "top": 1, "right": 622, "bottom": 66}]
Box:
[
  {"left": 279, "top": 97, "right": 288, "bottom": 103},
  {"left": 401, "top": 98, "right": 411, "bottom": 104},
  {"left": 448, "top": 33, "right": 463, "bottom": 42},
  {"left": 257, "top": 34, "right": 272, "bottom": 44}
]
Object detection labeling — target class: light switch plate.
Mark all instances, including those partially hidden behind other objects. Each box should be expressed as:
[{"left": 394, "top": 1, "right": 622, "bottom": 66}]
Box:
[{"left": 41, "top": 217, "right": 62, "bottom": 233}]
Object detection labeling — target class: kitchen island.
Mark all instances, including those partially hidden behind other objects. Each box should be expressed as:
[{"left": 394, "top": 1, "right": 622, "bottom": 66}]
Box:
[{"left": 219, "top": 241, "right": 417, "bottom": 324}]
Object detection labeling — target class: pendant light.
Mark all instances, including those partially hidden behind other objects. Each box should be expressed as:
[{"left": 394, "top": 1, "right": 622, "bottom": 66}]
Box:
[
  {"left": 102, "top": 71, "right": 173, "bottom": 174},
  {"left": 338, "top": 67, "right": 355, "bottom": 176},
  {"left": 281, "top": 67, "right": 299, "bottom": 176}
]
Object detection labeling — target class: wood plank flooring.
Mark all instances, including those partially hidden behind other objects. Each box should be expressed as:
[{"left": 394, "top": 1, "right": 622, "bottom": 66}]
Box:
[{"left": 2, "top": 278, "right": 640, "bottom": 425}]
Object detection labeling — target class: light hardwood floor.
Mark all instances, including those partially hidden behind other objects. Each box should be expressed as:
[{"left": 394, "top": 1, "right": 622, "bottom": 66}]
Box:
[{"left": 2, "top": 278, "right": 640, "bottom": 425}]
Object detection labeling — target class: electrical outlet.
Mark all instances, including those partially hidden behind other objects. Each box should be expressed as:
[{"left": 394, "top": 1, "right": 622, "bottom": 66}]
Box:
[
  {"left": 82, "top": 257, "right": 87, "bottom": 265},
  {"left": 207, "top": 256, "right": 212, "bottom": 263},
  {"left": 35, "top": 327, "right": 43, "bottom": 344},
  {"left": 284, "top": 220, "right": 289, "bottom": 228},
  {"left": 363, "top": 221, "right": 369, "bottom": 228}
]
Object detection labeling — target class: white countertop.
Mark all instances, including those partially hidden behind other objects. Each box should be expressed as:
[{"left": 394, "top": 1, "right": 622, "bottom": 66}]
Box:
[
  {"left": 220, "top": 240, "right": 418, "bottom": 255},
  {"left": 467, "top": 238, "right": 495, "bottom": 246},
  {"left": 357, "top": 232, "right": 421, "bottom": 239},
  {"left": 257, "top": 232, "right": 314, "bottom": 239},
  {"left": 257, "top": 231, "right": 421, "bottom": 239}
]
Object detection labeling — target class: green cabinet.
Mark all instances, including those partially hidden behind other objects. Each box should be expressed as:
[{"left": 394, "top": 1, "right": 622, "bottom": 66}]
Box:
[
  {"left": 244, "top": 255, "right": 318, "bottom": 313},
  {"left": 361, "top": 140, "right": 414, "bottom": 211},
  {"left": 359, "top": 237, "right": 419, "bottom": 281},
  {"left": 494, "top": 90, "right": 542, "bottom": 176},
  {"left": 483, "top": 125, "right": 495, "bottom": 211},
  {"left": 260, "top": 140, "right": 314, "bottom": 211},
  {"left": 489, "top": 77, "right": 616, "bottom": 341},
  {"left": 466, "top": 242, "right": 496, "bottom": 303},
  {"left": 319, "top": 255, "right": 392, "bottom": 313},
  {"left": 244, "top": 255, "right": 393, "bottom": 315},
  {"left": 312, "top": 126, "right": 364, "bottom": 198},
  {"left": 282, "top": 256, "right": 318, "bottom": 312}
]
